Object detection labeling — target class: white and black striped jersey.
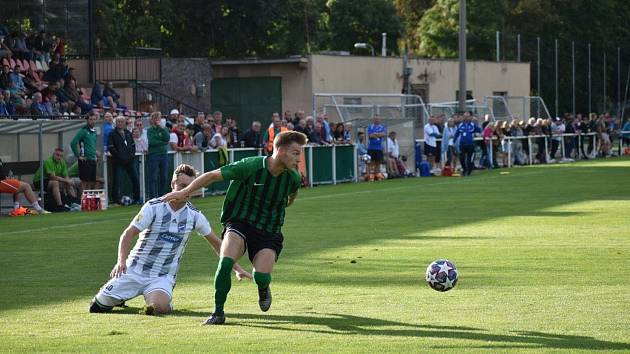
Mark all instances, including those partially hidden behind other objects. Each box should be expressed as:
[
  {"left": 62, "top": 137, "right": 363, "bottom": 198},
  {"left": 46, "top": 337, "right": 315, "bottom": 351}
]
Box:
[{"left": 126, "top": 198, "right": 211, "bottom": 278}]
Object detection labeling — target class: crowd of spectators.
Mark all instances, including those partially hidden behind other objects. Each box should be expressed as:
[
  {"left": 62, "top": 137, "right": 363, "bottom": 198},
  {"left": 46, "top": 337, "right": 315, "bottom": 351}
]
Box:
[
  {"left": 424, "top": 111, "right": 626, "bottom": 175},
  {"left": 0, "top": 29, "right": 125, "bottom": 118}
]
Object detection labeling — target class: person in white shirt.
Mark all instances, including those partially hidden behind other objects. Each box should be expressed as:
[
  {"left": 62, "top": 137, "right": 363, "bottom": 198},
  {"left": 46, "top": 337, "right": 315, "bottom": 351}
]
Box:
[
  {"left": 387, "top": 131, "right": 401, "bottom": 177},
  {"left": 423, "top": 116, "right": 441, "bottom": 170},
  {"left": 550, "top": 117, "right": 566, "bottom": 162},
  {"left": 89, "top": 164, "right": 251, "bottom": 315}
]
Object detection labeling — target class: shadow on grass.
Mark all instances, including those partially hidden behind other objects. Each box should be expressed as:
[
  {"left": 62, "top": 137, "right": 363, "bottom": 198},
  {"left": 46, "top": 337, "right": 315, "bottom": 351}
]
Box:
[{"left": 180, "top": 310, "right": 628, "bottom": 350}]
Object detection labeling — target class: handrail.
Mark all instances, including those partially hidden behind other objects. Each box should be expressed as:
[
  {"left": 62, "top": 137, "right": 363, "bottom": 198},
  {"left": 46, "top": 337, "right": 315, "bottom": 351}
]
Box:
[{"left": 134, "top": 82, "right": 204, "bottom": 116}]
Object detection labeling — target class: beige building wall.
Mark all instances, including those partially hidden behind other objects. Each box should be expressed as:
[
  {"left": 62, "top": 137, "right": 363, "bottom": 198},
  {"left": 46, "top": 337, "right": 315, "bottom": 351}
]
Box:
[{"left": 406, "top": 58, "right": 530, "bottom": 103}]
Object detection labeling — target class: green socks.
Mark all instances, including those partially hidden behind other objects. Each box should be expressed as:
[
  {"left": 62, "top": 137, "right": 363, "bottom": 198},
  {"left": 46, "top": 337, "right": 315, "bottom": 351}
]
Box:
[
  {"left": 214, "top": 257, "right": 235, "bottom": 316},
  {"left": 253, "top": 271, "right": 271, "bottom": 290}
]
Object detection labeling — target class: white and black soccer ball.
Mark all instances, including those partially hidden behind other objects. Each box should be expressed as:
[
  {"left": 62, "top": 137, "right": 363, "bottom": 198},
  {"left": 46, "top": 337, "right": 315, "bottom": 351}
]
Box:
[
  {"left": 120, "top": 195, "right": 133, "bottom": 206},
  {"left": 425, "top": 259, "right": 458, "bottom": 292}
]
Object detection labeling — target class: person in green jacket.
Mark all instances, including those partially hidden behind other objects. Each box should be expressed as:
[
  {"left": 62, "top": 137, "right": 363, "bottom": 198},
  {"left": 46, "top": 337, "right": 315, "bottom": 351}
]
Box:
[
  {"left": 70, "top": 111, "right": 99, "bottom": 190},
  {"left": 147, "top": 111, "right": 171, "bottom": 198}
]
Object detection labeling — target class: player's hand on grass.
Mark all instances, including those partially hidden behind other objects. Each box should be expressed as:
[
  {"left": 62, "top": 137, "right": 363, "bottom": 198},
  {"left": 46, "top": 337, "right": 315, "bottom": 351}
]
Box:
[
  {"left": 234, "top": 268, "right": 252, "bottom": 281},
  {"left": 110, "top": 262, "right": 127, "bottom": 278}
]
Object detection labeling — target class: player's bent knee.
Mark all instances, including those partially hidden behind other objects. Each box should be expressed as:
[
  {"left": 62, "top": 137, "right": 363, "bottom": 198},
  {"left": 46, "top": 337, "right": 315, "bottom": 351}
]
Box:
[{"left": 89, "top": 296, "right": 117, "bottom": 313}]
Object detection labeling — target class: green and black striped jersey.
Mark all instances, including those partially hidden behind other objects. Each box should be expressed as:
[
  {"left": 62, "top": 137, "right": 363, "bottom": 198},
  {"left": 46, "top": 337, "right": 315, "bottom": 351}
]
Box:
[{"left": 219, "top": 156, "right": 301, "bottom": 234}]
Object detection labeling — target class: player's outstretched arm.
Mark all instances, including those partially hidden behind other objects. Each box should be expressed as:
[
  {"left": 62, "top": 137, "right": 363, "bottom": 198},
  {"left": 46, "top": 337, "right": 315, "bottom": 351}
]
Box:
[
  {"left": 110, "top": 225, "right": 141, "bottom": 278},
  {"left": 163, "top": 169, "right": 224, "bottom": 203},
  {"left": 203, "top": 233, "right": 252, "bottom": 281},
  {"left": 287, "top": 191, "right": 298, "bottom": 207}
]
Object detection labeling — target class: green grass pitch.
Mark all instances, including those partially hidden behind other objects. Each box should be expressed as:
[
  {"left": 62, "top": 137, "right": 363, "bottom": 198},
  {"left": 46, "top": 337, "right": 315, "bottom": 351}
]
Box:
[{"left": 1, "top": 158, "right": 629, "bottom": 352}]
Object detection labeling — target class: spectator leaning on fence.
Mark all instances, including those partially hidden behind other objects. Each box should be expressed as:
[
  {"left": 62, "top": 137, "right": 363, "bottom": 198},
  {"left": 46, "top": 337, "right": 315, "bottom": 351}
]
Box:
[
  {"left": 71, "top": 111, "right": 99, "bottom": 190},
  {"left": 240, "top": 121, "right": 263, "bottom": 148},
  {"left": 263, "top": 114, "right": 287, "bottom": 154},
  {"left": 109, "top": 116, "right": 140, "bottom": 205},
  {"left": 147, "top": 111, "right": 171, "bottom": 198}
]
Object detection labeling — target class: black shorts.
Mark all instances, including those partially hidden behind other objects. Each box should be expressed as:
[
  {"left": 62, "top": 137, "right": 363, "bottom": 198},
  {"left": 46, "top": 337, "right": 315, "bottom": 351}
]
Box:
[
  {"left": 424, "top": 143, "right": 437, "bottom": 157},
  {"left": 367, "top": 149, "right": 384, "bottom": 163},
  {"left": 78, "top": 159, "right": 97, "bottom": 182},
  {"left": 221, "top": 221, "right": 284, "bottom": 263}
]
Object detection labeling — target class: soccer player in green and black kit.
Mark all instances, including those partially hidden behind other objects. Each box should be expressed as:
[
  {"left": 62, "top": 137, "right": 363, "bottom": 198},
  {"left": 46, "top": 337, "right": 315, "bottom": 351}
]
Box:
[{"left": 163, "top": 131, "right": 307, "bottom": 325}]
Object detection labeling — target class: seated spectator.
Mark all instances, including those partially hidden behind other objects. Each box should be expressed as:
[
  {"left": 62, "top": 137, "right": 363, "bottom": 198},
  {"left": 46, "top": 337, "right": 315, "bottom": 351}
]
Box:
[
  {"left": 0, "top": 92, "right": 10, "bottom": 117},
  {"left": 33, "top": 148, "right": 78, "bottom": 212},
  {"left": 0, "top": 63, "right": 11, "bottom": 90},
  {"left": 102, "top": 82, "right": 121, "bottom": 105},
  {"left": 46, "top": 94, "right": 61, "bottom": 115},
  {"left": 30, "top": 92, "right": 49, "bottom": 117},
  {"left": 0, "top": 36, "right": 11, "bottom": 58},
  {"left": 194, "top": 124, "right": 213, "bottom": 150},
  {"left": 240, "top": 121, "right": 262, "bottom": 148},
  {"left": 2, "top": 90, "right": 16, "bottom": 115},
  {"left": 0, "top": 158, "right": 49, "bottom": 214},
  {"left": 91, "top": 81, "right": 115, "bottom": 109},
  {"left": 9, "top": 63, "right": 25, "bottom": 92},
  {"left": 9, "top": 32, "right": 31, "bottom": 60}
]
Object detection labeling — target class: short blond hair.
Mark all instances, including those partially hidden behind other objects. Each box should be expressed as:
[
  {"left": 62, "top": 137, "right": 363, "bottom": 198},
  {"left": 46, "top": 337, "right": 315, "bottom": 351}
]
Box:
[
  {"left": 273, "top": 131, "right": 308, "bottom": 149},
  {"left": 172, "top": 164, "right": 198, "bottom": 181}
]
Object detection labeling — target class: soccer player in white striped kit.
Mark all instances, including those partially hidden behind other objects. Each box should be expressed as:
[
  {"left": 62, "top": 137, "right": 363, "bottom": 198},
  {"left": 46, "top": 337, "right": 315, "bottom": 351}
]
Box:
[{"left": 89, "top": 164, "right": 251, "bottom": 315}]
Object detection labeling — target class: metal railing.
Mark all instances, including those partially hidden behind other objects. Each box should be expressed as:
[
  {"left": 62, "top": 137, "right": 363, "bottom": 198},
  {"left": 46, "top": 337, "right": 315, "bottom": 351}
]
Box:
[{"left": 134, "top": 83, "right": 205, "bottom": 117}]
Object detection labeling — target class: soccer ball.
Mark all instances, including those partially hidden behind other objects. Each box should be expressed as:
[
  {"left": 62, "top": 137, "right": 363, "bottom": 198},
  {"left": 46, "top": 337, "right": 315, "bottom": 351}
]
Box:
[
  {"left": 425, "top": 259, "right": 458, "bottom": 292},
  {"left": 120, "top": 195, "right": 133, "bottom": 206}
]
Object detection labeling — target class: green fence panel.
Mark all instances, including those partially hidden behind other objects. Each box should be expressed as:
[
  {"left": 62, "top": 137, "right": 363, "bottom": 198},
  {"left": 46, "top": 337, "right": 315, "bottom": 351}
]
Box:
[
  {"left": 335, "top": 145, "right": 355, "bottom": 182},
  {"left": 232, "top": 148, "right": 260, "bottom": 162},
  {"left": 311, "top": 146, "right": 333, "bottom": 184}
]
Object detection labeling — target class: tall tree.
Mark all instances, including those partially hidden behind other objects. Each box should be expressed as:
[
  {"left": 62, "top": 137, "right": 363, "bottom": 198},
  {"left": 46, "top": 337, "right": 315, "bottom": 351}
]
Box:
[{"left": 327, "top": 0, "right": 403, "bottom": 55}]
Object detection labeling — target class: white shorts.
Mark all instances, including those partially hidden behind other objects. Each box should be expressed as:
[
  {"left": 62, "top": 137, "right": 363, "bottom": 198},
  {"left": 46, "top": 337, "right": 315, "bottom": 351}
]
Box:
[{"left": 96, "top": 268, "right": 175, "bottom": 305}]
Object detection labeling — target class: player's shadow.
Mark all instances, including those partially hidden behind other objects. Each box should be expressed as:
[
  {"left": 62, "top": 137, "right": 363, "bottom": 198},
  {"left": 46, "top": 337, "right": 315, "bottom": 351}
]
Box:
[{"left": 172, "top": 310, "right": 630, "bottom": 350}]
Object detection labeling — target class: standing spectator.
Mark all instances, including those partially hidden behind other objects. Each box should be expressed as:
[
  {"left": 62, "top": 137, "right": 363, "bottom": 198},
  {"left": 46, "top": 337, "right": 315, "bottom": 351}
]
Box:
[
  {"left": 147, "top": 111, "right": 170, "bottom": 198},
  {"left": 333, "top": 122, "right": 346, "bottom": 144},
  {"left": 367, "top": 115, "right": 386, "bottom": 181},
  {"left": 193, "top": 112, "right": 205, "bottom": 136},
  {"left": 293, "top": 110, "right": 305, "bottom": 126},
  {"left": 294, "top": 118, "right": 306, "bottom": 133},
  {"left": 166, "top": 109, "right": 179, "bottom": 129},
  {"left": 102, "top": 112, "right": 114, "bottom": 153},
  {"left": 441, "top": 117, "right": 457, "bottom": 169},
  {"left": 108, "top": 116, "right": 140, "bottom": 204},
  {"left": 71, "top": 111, "right": 99, "bottom": 190},
  {"left": 550, "top": 117, "right": 565, "bottom": 162},
  {"left": 309, "top": 121, "right": 324, "bottom": 145},
  {"left": 386, "top": 131, "right": 402, "bottom": 178},
  {"left": 356, "top": 131, "right": 370, "bottom": 179},
  {"left": 316, "top": 115, "right": 332, "bottom": 144},
  {"left": 211, "top": 126, "right": 230, "bottom": 149},
  {"left": 33, "top": 148, "right": 77, "bottom": 212},
  {"left": 194, "top": 124, "right": 214, "bottom": 150},
  {"left": 133, "top": 127, "right": 147, "bottom": 154},
  {"left": 621, "top": 119, "right": 630, "bottom": 147},
  {"left": 227, "top": 118, "right": 240, "bottom": 147},
  {"left": 240, "top": 121, "right": 263, "bottom": 148},
  {"left": 0, "top": 158, "right": 49, "bottom": 214},
  {"left": 213, "top": 111, "right": 223, "bottom": 133},
  {"left": 169, "top": 122, "right": 197, "bottom": 152},
  {"left": 454, "top": 112, "right": 482, "bottom": 176},
  {"left": 263, "top": 114, "right": 287, "bottom": 154},
  {"left": 423, "top": 116, "right": 441, "bottom": 172},
  {"left": 133, "top": 118, "right": 148, "bottom": 148}
]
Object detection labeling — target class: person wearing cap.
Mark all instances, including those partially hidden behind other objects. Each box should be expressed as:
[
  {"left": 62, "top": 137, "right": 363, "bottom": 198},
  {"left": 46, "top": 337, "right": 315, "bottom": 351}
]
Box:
[{"left": 167, "top": 109, "right": 179, "bottom": 129}]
